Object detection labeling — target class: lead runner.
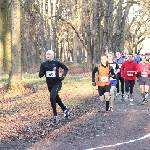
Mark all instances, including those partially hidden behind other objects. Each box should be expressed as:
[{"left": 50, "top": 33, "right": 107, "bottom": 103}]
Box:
[{"left": 39, "top": 50, "right": 70, "bottom": 123}]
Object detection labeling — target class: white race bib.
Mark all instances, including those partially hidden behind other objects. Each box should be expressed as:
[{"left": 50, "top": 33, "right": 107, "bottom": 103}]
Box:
[
  {"left": 46, "top": 71, "right": 56, "bottom": 77},
  {"left": 141, "top": 71, "right": 147, "bottom": 77},
  {"left": 101, "top": 77, "right": 108, "bottom": 82},
  {"left": 127, "top": 71, "right": 134, "bottom": 76}
]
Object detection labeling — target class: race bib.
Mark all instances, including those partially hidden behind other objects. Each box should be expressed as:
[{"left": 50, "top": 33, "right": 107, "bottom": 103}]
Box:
[
  {"left": 141, "top": 71, "right": 147, "bottom": 77},
  {"left": 127, "top": 71, "right": 134, "bottom": 76},
  {"left": 46, "top": 71, "right": 56, "bottom": 77},
  {"left": 101, "top": 77, "right": 108, "bottom": 82}
]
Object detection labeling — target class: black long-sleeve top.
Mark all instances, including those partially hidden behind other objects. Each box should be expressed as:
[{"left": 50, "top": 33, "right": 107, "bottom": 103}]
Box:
[{"left": 39, "top": 60, "right": 68, "bottom": 83}]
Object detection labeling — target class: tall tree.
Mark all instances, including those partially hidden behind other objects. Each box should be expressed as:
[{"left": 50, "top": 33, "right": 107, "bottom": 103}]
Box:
[
  {"left": 0, "top": 1, "right": 4, "bottom": 72},
  {"left": 8, "top": 0, "right": 23, "bottom": 91},
  {"left": 1, "top": 0, "right": 11, "bottom": 73}
]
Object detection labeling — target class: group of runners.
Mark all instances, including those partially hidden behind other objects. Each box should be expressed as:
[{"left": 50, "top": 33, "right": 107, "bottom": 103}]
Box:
[
  {"left": 92, "top": 51, "right": 150, "bottom": 116},
  {"left": 39, "top": 49, "right": 150, "bottom": 123}
]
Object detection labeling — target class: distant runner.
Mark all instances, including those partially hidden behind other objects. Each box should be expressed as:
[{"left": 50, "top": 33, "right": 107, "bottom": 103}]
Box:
[
  {"left": 107, "top": 52, "right": 118, "bottom": 111},
  {"left": 121, "top": 53, "right": 138, "bottom": 106},
  {"left": 137, "top": 54, "right": 150, "bottom": 104},
  {"left": 114, "top": 51, "right": 125, "bottom": 100}
]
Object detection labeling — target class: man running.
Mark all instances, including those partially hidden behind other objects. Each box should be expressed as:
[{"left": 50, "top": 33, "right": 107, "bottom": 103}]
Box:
[
  {"left": 114, "top": 51, "right": 125, "bottom": 100},
  {"left": 107, "top": 52, "right": 118, "bottom": 111},
  {"left": 92, "top": 55, "right": 116, "bottom": 116},
  {"left": 39, "top": 50, "right": 69, "bottom": 123},
  {"left": 145, "top": 53, "right": 150, "bottom": 63},
  {"left": 137, "top": 54, "right": 150, "bottom": 104},
  {"left": 134, "top": 53, "right": 141, "bottom": 64},
  {"left": 121, "top": 53, "right": 138, "bottom": 106}
]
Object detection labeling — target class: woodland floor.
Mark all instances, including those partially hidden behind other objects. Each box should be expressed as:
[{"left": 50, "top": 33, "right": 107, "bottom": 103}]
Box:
[{"left": 0, "top": 65, "right": 150, "bottom": 150}]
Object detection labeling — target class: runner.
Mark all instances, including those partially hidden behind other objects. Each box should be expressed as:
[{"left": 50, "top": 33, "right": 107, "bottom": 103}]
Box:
[
  {"left": 114, "top": 51, "right": 125, "bottom": 100},
  {"left": 39, "top": 50, "right": 69, "bottom": 123},
  {"left": 145, "top": 53, "right": 150, "bottom": 63},
  {"left": 92, "top": 55, "right": 116, "bottom": 116},
  {"left": 121, "top": 53, "right": 138, "bottom": 106},
  {"left": 137, "top": 54, "right": 150, "bottom": 104},
  {"left": 134, "top": 53, "right": 141, "bottom": 64},
  {"left": 107, "top": 52, "right": 119, "bottom": 111}
]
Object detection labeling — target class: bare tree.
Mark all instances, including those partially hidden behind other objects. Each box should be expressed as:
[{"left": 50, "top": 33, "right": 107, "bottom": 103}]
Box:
[{"left": 8, "top": 0, "right": 23, "bottom": 91}]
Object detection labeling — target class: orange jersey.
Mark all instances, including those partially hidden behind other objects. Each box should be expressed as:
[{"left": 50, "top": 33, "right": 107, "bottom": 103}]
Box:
[{"left": 97, "top": 64, "right": 110, "bottom": 86}]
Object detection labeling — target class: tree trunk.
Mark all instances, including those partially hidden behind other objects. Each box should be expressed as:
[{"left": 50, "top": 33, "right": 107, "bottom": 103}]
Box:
[
  {"left": 85, "top": 0, "right": 93, "bottom": 70},
  {"left": 8, "top": 0, "right": 23, "bottom": 91},
  {"left": 2, "top": 0, "right": 11, "bottom": 73},
  {"left": 0, "top": 0, "right": 4, "bottom": 72}
]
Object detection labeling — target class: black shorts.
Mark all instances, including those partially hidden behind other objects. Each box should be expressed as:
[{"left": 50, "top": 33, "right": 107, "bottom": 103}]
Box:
[
  {"left": 138, "top": 77, "right": 150, "bottom": 86},
  {"left": 98, "top": 85, "right": 110, "bottom": 96}
]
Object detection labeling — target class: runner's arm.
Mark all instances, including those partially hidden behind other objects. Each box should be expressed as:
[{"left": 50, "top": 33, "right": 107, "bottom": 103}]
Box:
[
  {"left": 39, "top": 63, "right": 46, "bottom": 78},
  {"left": 121, "top": 62, "right": 125, "bottom": 78},
  {"left": 92, "top": 67, "right": 98, "bottom": 82},
  {"left": 59, "top": 62, "right": 69, "bottom": 77}
]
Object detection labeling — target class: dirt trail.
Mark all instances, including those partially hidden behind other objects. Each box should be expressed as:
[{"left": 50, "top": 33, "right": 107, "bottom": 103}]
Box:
[{"left": 0, "top": 76, "right": 150, "bottom": 150}]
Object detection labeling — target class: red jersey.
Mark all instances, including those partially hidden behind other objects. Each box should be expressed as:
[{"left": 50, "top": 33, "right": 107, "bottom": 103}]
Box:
[
  {"left": 137, "top": 62, "right": 150, "bottom": 77},
  {"left": 121, "top": 60, "right": 138, "bottom": 80}
]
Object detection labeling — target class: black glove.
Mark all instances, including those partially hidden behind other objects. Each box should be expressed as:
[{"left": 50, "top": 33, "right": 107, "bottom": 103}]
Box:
[
  {"left": 59, "top": 76, "right": 65, "bottom": 81},
  {"left": 92, "top": 82, "right": 96, "bottom": 86}
]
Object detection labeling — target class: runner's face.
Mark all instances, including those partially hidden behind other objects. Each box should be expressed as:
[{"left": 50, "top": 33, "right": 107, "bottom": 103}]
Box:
[
  {"left": 116, "top": 52, "right": 121, "bottom": 58},
  {"left": 127, "top": 55, "right": 133, "bottom": 61},
  {"left": 101, "top": 56, "right": 107, "bottom": 65},
  {"left": 107, "top": 54, "right": 113, "bottom": 61},
  {"left": 46, "top": 53, "right": 53, "bottom": 61},
  {"left": 145, "top": 54, "right": 149, "bottom": 59},
  {"left": 141, "top": 55, "right": 146, "bottom": 62}
]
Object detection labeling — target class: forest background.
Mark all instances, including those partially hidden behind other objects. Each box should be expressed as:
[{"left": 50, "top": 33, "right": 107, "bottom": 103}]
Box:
[{"left": 0, "top": 0, "right": 150, "bottom": 90}]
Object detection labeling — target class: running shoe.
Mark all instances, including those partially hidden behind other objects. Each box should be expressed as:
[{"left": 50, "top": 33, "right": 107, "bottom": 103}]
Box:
[
  {"left": 125, "top": 93, "right": 129, "bottom": 100},
  {"left": 115, "top": 93, "right": 120, "bottom": 99},
  {"left": 104, "top": 111, "right": 109, "bottom": 116},
  {"left": 53, "top": 116, "right": 59, "bottom": 123},
  {"left": 121, "top": 94, "right": 124, "bottom": 101},
  {"left": 64, "top": 108, "right": 70, "bottom": 119},
  {"left": 141, "top": 100, "right": 147, "bottom": 105},
  {"left": 130, "top": 99, "right": 134, "bottom": 106},
  {"left": 145, "top": 92, "right": 148, "bottom": 99},
  {"left": 109, "top": 107, "right": 113, "bottom": 112}
]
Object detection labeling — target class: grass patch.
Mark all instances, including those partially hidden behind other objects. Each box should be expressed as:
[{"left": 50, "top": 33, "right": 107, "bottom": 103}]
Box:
[{"left": 0, "top": 73, "right": 92, "bottom": 87}]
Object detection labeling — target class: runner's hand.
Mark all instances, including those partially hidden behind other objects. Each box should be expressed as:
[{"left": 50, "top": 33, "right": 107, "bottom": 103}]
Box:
[
  {"left": 109, "top": 74, "right": 116, "bottom": 79},
  {"left": 59, "top": 75, "right": 65, "bottom": 81},
  {"left": 92, "top": 82, "right": 96, "bottom": 86}
]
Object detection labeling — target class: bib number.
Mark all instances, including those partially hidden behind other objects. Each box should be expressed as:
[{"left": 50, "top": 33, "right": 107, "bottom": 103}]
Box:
[
  {"left": 46, "top": 71, "right": 56, "bottom": 77},
  {"left": 127, "top": 71, "right": 134, "bottom": 76},
  {"left": 141, "top": 71, "right": 147, "bottom": 77},
  {"left": 101, "top": 77, "right": 108, "bottom": 82}
]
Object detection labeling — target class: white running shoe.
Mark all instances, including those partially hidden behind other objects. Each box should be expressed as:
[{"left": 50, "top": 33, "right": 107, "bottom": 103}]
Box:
[{"left": 130, "top": 99, "right": 134, "bottom": 106}]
